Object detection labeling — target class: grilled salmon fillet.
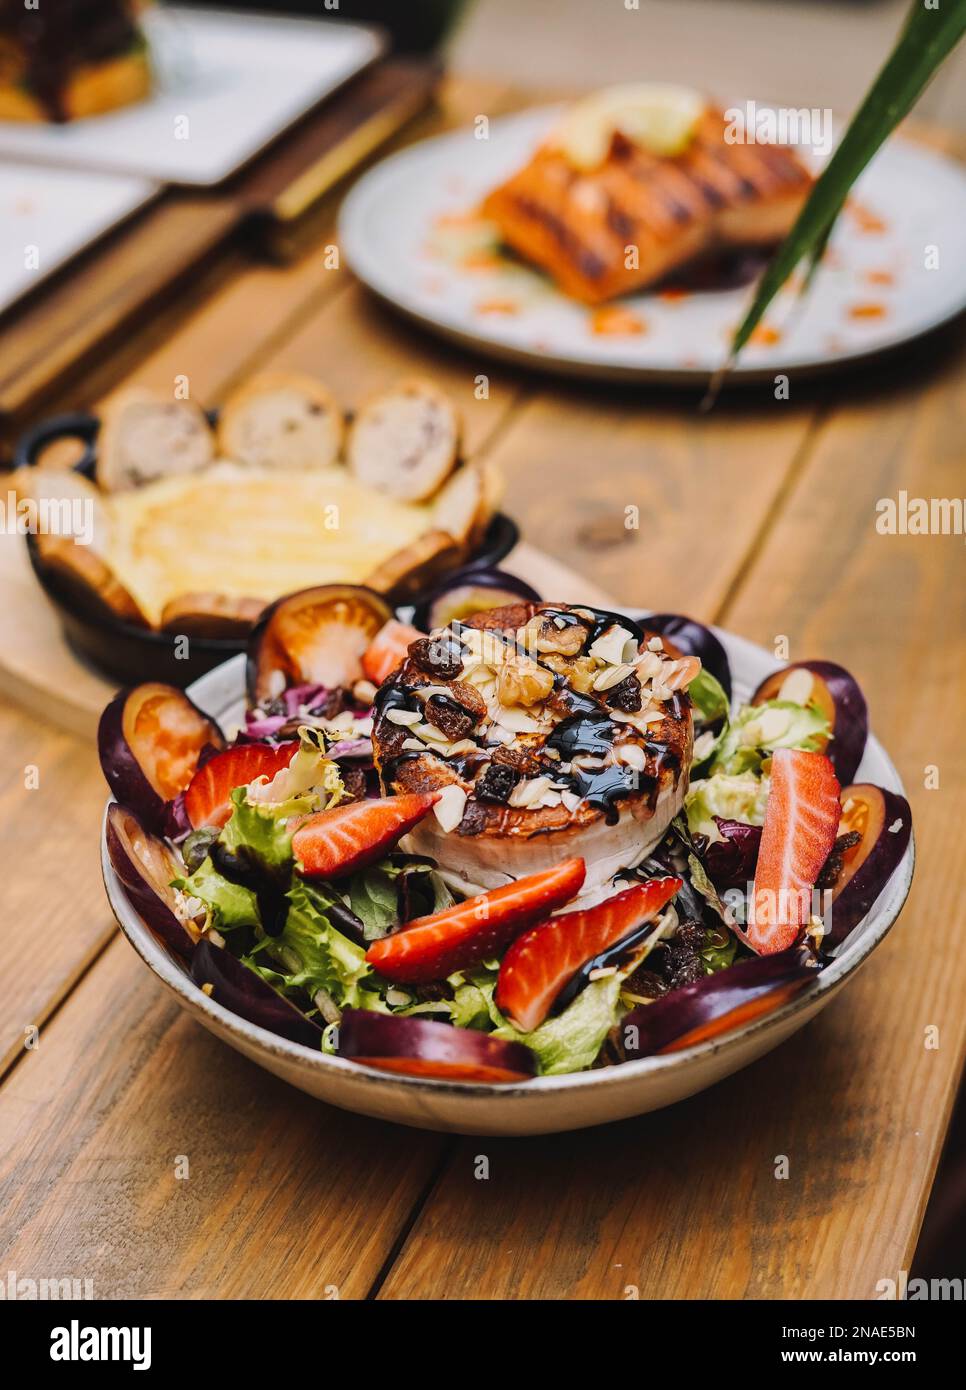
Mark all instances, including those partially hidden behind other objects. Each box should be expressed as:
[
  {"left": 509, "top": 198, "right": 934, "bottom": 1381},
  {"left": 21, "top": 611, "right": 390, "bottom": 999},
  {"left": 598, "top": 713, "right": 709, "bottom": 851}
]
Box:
[
  {"left": 371, "top": 602, "right": 694, "bottom": 895},
  {"left": 481, "top": 109, "right": 813, "bottom": 303}
]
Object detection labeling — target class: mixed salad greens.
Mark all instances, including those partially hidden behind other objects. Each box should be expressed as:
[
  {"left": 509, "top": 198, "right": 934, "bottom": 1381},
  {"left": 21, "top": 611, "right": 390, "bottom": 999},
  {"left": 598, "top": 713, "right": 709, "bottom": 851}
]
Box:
[{"left": 100, "top": 578, "right": 912, "bottom": 1083}]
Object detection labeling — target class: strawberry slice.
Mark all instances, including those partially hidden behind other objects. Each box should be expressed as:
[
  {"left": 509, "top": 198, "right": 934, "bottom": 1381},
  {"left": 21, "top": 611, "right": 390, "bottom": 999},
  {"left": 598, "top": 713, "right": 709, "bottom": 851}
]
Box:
[
  {"left": 746, "top": 748, "right": 841, "bottom": 955},
  {"left": 184, "top": 741, "right": 298, "bottom": 830},
  {"left": 362, "top": 620, "right": 422, "bottom": 686},
  {"left": 366, "top": 857, "right": 587, "bottom": 983},
  {"left": 495, "top": 876, "right": 682, "bottom": 1032},
  {"left": 293, "top": 792, "right": 439, "bottom": 879}
]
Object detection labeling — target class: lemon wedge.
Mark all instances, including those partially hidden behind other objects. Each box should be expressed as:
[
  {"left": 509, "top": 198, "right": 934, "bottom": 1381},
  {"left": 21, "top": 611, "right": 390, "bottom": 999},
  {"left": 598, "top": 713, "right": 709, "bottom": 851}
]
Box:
[{"left": 551, "top": 84, "right": 705, "bottom": 170}]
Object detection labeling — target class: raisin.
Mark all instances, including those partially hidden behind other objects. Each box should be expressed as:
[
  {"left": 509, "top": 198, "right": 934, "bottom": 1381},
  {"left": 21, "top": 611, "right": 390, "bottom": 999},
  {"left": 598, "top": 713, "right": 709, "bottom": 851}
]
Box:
[
  {"left": 339, "top": 766, "right": 367, "bottom": 802},
  {"left": 475, "top": 762, "right": 520, "bottom": 804},
  {"left": 424, "top": 695, "right": 475, "bottom": 742},
  {"left": 410, "top": 636, "right": 464, "bottom": 681},
  {"left": 492, "top": 745, "right": 542, "bottom": 776},
  {"left": 456, "top": 799, "right": 489, "bottom": 836},
  {"left": 815, "top": 831, "right": 863, "bottom": 889},
  {"left": 413, "top": 979, "right": 455, "bottom": 1003},
  {"left": 607, "top": 673, "right": 643, "bottom": 712},
  {"left": 669, "top": 956, "right": 704, "bottom": 990},
  {"left": 674, "top": 919, "right": 706, "bottom": 951},
  {"left": 623, "top": 967, "right": 667, "bottom": 1000},
  {"left": 659, "top": 938, "right": 706, "bottom": 991}
]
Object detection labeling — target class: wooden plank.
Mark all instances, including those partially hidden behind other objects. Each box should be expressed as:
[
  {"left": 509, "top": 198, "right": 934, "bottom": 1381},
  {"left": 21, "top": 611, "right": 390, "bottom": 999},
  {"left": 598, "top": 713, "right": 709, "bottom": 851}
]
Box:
[
  {"left": 256, "top": 279, "right": 527, "bottom": 456},
  {"left": 0, "top": 936, "right": 446, "bottom": 1299},
  {"left": 376, "top": 342, "right": 966, "bottom": 1302},
  {"left": 0, "top": 704, "right": 111, "bottom": 1078},
  {"left": 482, "top": 388, "right": 818, "bottom": 613}
]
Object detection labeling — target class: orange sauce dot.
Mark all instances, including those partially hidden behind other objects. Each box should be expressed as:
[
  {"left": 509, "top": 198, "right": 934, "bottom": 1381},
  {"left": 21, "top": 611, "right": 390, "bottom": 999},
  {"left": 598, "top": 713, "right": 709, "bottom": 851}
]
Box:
[
  {"left": 590, "top": 305, "right": 646, "bottom": 336},
  {"left": 848, "top": 303, "right": 887, "bottom": 320},
  {"left": 475, "top": 298, "right": 519, "bottom": 316},
  {"left": 750, "top": 324, "right": 782, "bottom": 345},
  {"left": 460, "top": 250, "right": 503, "bottom": 272},
  {"left": 864, "top": 270, "right": 894, "bottom": 286},
  {"left": 847, "top": 201, "right": 888, "bottom": 234},
  {"left": 434, "top": 210, "right": 486, "bottom": 231}
]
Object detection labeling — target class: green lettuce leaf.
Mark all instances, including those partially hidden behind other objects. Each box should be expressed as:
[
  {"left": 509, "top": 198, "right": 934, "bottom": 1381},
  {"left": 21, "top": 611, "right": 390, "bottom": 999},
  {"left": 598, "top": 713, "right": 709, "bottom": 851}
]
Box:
[
  {"left": 685, "top": 771, "right": 771, "bottom": 838},
  {"left": 689, "top": 668, "right": 730, "bottom": 724},
  {"left": 349, "top": 867, "right": 399, "bottom": 941},
  {"left": 689, "top": 667, "right": 731, "bottom": 768},
  {"left": 492, "top": 974, "right": 623, "bottom": 1076},
  {"left": 220, "top": 786, "right": 297, "bottom": 876},
  {"left": 701, "top": 931, "right": 738, "bottom": 974},
  {"left": 265, "top": 878, "right": 373, "bottom": 1010},
  {"left": 711, "top": 699, "right": 829, "bottom": 776},
  {"left": 173, "top": 856, "right": 259, "bottom": 931},
  {"left": 350, "top": 861, "right": 455, "bottom": 942}
]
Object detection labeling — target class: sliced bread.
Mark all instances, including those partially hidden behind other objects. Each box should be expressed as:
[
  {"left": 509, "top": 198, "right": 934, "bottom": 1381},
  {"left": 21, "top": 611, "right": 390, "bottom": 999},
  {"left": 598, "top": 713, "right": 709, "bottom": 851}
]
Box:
[
  {"left": 347, "top": 378, "right": 460, "bottom": 501},
  {"left": 97, "top": 389, "right": 215, "bottom": 492},
  {"left": 430, "top": 461, "right": 499, "bottom": 548},
  {"left": 217, "top": 372, "right": 344, "bottom": 470}
]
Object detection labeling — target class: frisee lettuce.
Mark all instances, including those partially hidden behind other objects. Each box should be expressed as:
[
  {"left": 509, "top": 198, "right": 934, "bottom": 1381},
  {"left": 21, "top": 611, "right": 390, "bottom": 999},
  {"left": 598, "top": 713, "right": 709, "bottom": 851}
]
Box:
[
  {"left": 492, "top": 974, "right": 624, "bottom": 1076},
  {"left": 259, "top": 878, "right": 375, "bottom": 1011},
  {"left": 173, "top": 855, "right": 259, "bottom": 931}
]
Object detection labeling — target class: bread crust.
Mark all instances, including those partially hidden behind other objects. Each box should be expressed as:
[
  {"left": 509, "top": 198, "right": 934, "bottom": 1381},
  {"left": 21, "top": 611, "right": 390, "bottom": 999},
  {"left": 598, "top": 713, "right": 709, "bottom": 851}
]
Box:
[
  {"left": 36, "top": 533, "right": 149, "bottom": 627},
  {"left": 364, "top": 529, "right": 465, "bottom": 599},
  {"left": 159, "top": 593, "right": 267, "bottom": 637}
]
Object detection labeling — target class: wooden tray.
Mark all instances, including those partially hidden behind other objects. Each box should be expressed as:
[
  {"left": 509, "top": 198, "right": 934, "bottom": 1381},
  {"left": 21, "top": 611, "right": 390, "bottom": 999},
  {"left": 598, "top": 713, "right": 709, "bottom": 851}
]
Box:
[{"left": 0, "top": 535, "right": 615, "bottom": 738}]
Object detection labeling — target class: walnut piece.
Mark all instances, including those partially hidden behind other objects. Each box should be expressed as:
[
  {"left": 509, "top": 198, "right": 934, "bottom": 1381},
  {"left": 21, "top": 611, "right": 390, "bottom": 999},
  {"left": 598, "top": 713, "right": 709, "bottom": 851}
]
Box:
[
  {"left": 496, "top": 654, "right": 554, "bottom": 707},
  {"left": 523, "top": 611, "right": 589, "bottom": 657},
  {"left": 542, "top": 652, "right": 598, "bottom": 695}
]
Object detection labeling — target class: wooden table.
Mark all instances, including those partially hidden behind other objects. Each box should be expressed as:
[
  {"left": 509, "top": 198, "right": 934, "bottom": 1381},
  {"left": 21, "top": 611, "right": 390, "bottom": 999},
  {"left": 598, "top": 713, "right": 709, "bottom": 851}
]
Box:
[{"left": 1, "top": 77, "right": 963, "bottom": 1301}]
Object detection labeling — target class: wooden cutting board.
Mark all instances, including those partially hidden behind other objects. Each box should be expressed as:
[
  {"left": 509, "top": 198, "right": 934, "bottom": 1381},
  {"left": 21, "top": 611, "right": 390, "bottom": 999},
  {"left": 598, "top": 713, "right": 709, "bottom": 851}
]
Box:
[{"left": 0, "top": 534, "right": 615, "bottom": 738}]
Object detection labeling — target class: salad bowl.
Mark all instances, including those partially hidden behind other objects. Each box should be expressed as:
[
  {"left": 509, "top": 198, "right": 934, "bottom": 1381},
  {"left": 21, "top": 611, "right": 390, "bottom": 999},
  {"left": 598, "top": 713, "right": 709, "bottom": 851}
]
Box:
[{"left": 101, "top": 617, "right": 914, "bottom": 1136}]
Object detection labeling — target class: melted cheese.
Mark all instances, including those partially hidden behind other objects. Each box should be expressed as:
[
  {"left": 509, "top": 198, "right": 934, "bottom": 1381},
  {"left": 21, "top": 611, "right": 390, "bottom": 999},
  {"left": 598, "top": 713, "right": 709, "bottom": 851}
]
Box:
[{"left": 103, "top": 461, "right": 431, "bottom": 625}]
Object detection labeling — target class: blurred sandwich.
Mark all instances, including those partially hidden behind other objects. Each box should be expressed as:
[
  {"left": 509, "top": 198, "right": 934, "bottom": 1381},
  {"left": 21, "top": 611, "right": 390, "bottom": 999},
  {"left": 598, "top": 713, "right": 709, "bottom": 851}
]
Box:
[{"left": 0, "top": 0, "right": 152, "bottom": 123}]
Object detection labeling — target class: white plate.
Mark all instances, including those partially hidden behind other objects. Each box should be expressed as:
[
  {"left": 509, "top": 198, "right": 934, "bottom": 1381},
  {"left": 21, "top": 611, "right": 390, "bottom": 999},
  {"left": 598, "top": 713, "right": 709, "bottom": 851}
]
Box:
[
  {"left": 0, "top": 8, "right": 382, "bottom": 186},
  {"left": 0, "top": 164, "right": 157, "bottom": 314},
  {"left": 339, "top": 105, "right": 966, "bottom": 382},
  {"left": 101, "top": 617, "right": 914, "bottom": 1135}
]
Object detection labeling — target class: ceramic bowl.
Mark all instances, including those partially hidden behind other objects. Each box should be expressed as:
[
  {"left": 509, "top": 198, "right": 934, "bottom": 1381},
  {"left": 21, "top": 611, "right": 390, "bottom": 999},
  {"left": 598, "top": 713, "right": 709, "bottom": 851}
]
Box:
[{"left": 101, "top": 619, "right": 914, "bottom": 1135}]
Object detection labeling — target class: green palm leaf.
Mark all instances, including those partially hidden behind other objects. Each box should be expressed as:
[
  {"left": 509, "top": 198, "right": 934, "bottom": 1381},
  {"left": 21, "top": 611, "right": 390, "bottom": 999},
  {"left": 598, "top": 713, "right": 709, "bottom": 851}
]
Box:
[{"left": 724, "top": 0, "right": 966, "bottom": 371}]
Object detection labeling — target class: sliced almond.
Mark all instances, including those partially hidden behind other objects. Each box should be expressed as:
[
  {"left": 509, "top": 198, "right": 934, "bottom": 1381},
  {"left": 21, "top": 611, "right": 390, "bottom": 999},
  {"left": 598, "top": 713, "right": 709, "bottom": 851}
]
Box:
[
  {"left": 433, "top": 784, "right": 468, "bottom": 832},
  {"left": 778, "top": 667, "right": 815, "bottom": 707}
]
